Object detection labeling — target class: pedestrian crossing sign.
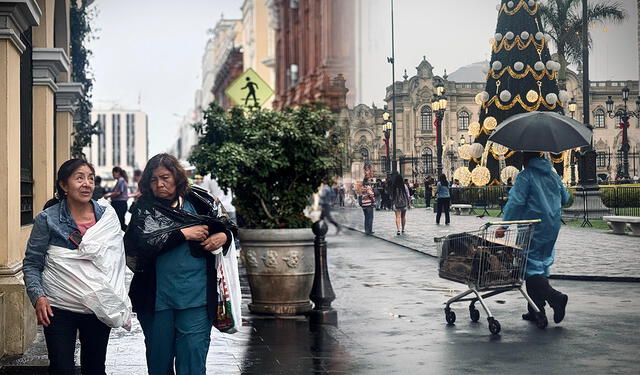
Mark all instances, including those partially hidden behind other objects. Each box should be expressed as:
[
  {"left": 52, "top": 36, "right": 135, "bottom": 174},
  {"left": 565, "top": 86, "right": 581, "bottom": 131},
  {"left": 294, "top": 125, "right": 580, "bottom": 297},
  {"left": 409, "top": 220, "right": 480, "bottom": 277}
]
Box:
[{"left": 224, "top": 68, "right": 274, "bottom": 108}]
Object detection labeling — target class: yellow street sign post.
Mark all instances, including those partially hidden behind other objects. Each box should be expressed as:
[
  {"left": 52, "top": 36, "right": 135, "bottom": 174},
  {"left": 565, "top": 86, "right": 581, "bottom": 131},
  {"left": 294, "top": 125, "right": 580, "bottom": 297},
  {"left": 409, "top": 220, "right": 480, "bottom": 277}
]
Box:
[{"left": 224, "top": 68, "right": 274, "bottom": 108}]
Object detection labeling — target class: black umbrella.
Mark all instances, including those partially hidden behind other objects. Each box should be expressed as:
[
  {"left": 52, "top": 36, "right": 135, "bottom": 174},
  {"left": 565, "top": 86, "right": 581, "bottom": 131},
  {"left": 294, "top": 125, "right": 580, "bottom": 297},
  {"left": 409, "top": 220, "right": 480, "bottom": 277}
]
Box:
[{"left": 488, "top": 111, "right": 592, "bottom": 153}]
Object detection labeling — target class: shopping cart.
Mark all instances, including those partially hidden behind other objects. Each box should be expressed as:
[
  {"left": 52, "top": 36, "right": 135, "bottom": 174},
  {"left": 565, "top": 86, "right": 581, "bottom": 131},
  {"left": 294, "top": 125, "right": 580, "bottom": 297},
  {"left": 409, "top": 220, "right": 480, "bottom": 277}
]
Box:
[{"left": 435, "top": 220, "right": 546, "bottom": 334}]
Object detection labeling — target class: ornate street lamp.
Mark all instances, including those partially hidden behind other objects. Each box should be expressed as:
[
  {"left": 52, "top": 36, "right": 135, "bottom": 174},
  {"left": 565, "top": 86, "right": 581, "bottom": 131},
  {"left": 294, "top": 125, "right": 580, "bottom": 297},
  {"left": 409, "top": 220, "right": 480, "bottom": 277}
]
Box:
[
  {"left": 387, "top": 0, "right": 398, "bottom": 174},
  {"left": 568, "top": 98, "right": 578, "bottom": 185},
  {"left": 606, "top": 87, "right": 640, "bottom": 181},
  {"left": 382, "top": 111, "right": 392, "bottom": 174},
  {"left": 432, "top": 82, "right": 447, "bottom": 177}
]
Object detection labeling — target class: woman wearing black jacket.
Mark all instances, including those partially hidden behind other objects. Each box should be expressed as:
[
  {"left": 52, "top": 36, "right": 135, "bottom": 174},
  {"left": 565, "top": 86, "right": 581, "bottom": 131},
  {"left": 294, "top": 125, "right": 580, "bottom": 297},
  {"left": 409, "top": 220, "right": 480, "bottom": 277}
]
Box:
[{"left": 124, "top": 153, "right": 237, "bottom": 374}]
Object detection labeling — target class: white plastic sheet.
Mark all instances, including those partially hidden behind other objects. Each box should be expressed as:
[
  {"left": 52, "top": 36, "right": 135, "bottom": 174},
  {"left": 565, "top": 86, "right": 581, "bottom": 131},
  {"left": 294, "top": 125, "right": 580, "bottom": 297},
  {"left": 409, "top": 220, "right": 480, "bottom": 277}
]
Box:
[{"left": 42, "top": 204, "right": 132, "bottom": 329}]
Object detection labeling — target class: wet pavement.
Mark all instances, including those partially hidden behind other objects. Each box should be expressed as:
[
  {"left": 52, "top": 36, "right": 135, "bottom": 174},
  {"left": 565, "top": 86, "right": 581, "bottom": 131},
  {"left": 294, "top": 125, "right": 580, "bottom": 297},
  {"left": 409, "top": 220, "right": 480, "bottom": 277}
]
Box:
[
  {"left": 2, "top": 229, "right": 640, "bottom": 374},
  {"left": 334, "top": 207, "right": 640, "bottom": 279}
]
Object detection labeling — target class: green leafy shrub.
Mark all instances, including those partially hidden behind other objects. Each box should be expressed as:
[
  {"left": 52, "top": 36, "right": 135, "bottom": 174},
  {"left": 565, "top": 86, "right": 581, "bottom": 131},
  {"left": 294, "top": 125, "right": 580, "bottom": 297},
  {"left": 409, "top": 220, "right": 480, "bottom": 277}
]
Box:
[{"left": 189, "top": 103, "right": 338, "bottom": 229}]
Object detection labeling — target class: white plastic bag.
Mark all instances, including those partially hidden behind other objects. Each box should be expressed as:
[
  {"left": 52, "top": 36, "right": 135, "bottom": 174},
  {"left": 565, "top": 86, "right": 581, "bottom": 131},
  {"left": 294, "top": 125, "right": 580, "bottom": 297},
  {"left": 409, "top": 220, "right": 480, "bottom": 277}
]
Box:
[
  {"left": 42, "top": 204, "right": 132, "bottom": 329},
  {"left": 213, "top": 238, "right": 242, "bottom": 333}
]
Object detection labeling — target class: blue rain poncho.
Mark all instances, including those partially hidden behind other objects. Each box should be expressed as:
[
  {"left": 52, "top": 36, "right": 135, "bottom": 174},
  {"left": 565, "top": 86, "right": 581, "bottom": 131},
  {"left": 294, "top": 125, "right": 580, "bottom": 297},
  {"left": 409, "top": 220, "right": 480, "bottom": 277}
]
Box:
[{"left": 501, "top": 157, "right": 570, "bottom": 278}]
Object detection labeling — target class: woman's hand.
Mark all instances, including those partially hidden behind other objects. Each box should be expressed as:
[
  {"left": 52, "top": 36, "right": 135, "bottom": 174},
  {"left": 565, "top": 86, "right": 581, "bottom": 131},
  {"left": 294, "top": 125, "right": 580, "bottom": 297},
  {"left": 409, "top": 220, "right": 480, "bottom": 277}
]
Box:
[
  {"left": 35, "top": 296, "right": 54, "bottom": 327},
  {"left": 200, "top": 232, "right": 228, "bottom": 252},
  {"left": 180, "top": 225, "right": 209, "bottom": 242}
]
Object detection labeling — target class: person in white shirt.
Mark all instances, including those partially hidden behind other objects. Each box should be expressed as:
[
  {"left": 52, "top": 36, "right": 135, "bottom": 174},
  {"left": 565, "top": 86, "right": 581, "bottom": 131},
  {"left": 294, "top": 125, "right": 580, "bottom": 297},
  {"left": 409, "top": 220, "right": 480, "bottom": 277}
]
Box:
[{"left": 200, "top": 174, "right": 236, "bottom": 222}]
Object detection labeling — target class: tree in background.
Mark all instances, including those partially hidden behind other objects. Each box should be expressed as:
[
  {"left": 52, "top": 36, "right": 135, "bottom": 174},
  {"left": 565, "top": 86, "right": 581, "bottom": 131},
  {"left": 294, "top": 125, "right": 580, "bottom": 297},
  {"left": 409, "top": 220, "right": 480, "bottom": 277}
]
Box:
[
  {"left": 458, "top": 0, "right": 568, "bottom": 186},
  {"left": 70, "top": 0, "right": 99, "bottom": 158},
  {"left": 539, "top": 0, "right": 626, "bottom": 83}
]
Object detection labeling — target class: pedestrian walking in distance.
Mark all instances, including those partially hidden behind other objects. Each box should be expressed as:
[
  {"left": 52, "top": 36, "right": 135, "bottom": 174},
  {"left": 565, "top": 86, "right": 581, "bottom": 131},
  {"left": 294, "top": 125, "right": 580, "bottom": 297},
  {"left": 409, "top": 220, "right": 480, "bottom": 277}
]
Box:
[
  {"left": 23, "top": 159, "right": 126, "bottom": 374},
  {"left": 103, "top": 166, "right": 129, "bottom": 230},
  {"left": 319, "top": 180, "right": 341, "bottom": 234},
  {"left": 497, "top": 152, "right": 569, "bottom": 324},
  {"left": 435, "top": 174, "right": 450, "bottom": 225},
  {"left": 390, "top": 172, "right": 410, "bottom": 235},
  {"left": 124, "top": 153, "right": 238, "bottom": 374},
  {"left": 360, "top": 177, "right": 376, "bottom": 234}
]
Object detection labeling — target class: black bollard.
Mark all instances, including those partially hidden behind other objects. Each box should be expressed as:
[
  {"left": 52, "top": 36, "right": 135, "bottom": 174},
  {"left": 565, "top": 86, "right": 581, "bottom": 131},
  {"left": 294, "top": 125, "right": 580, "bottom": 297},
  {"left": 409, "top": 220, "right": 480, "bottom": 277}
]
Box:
[{"left": 309, "top": 220, "right": 338, "bottom": 326}]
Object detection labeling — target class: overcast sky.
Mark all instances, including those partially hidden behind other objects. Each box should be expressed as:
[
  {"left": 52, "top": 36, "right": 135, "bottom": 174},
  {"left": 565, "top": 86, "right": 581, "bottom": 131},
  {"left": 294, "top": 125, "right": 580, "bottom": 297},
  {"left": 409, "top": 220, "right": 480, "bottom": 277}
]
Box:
[{"left": 88, "top": 0, "right": 638, "bottom": 155}]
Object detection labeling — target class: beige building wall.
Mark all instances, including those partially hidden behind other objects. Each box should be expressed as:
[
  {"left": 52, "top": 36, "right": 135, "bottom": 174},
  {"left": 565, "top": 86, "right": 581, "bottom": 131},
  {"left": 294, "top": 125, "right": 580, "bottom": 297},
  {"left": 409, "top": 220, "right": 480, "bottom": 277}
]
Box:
[
  {"left": 242, "top": 0, "right": 276, "bottom": 108},
  {"left": 0, "top": 0, "right": 81, "bottom": 357}
]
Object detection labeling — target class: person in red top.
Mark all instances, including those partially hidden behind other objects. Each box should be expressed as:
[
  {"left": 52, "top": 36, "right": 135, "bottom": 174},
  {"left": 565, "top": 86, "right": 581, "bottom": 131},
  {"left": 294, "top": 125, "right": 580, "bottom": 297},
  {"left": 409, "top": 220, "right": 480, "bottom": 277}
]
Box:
[{"left": 360, "top": 177, "right": 376, "bottom": 234}]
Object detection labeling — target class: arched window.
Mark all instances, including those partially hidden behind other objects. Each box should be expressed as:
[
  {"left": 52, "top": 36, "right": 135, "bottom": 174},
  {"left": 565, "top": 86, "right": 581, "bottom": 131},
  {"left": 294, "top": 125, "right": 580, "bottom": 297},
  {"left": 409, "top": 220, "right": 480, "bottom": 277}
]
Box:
[
  {"left": 360, "top": 148, "right": 369, "bottom": 162},
  {"left": 421, "top": 106, "right": 432, "bottom": 131},
  {"left": 594, "top": 109, "right": 605, "bottom": 128},
  {"left": 458, "top": 110, "right": 470, "bottom": 130},
  {"left": 422, "top": 148, "right": 434, "bottom": 174}
]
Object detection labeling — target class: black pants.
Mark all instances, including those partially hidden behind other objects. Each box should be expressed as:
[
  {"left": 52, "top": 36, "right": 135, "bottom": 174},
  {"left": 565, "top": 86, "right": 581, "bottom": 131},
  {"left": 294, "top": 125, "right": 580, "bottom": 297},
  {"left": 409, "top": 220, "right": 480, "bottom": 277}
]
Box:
[
  {"left": 44, "top": 307, "right": 111, "bottom": 375},
  {"left": 436, "top": 197, "right": 450, "bottom": 224},
  {"left": 362, "top": 205, "right": 374, "bottom": 234},
  {"left": 525, "top": 274, "right": 564, "bottom": 314},
  {"left": 111, "top": 200, "right": 128, "bottom": 230}
]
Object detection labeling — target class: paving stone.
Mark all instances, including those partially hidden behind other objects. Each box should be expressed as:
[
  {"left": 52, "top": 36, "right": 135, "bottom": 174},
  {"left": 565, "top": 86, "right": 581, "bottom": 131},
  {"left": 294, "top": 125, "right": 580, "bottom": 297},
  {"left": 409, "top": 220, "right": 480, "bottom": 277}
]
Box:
[{"left": 334, "top": 207, "right": 640, "bottom": 278}]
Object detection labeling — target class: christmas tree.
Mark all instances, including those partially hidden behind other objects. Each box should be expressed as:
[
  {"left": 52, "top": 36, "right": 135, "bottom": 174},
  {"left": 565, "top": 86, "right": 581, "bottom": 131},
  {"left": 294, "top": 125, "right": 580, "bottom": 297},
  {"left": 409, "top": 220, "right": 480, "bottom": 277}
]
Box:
[{"left": 456, "top": 0, "right": 570, "bottom": 186}]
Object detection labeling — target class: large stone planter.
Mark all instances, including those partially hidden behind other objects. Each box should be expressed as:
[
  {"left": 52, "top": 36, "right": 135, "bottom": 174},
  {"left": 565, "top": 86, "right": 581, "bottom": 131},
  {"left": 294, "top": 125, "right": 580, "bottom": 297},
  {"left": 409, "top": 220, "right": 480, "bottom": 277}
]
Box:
[{"left": 238, "top": 228, "right": 315, "bottom": 315}]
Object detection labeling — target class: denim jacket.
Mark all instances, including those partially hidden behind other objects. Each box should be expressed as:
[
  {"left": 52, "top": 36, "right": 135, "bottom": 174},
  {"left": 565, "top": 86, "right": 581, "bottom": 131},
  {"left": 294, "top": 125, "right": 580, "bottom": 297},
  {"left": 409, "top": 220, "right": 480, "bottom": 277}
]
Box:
[{"left": 22, "top": 199, "right": 106, "bottom": 306}]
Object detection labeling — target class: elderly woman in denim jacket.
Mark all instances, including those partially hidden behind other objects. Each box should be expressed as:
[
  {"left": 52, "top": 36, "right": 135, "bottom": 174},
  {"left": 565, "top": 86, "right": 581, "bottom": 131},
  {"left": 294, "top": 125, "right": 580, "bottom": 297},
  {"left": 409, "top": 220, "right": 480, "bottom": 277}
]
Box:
[
  {"left": 124, "top": 153, "right": 237, "bottom": 374},
  {"left": 23, "top": 159, "right": 116, "bottom": 374}
]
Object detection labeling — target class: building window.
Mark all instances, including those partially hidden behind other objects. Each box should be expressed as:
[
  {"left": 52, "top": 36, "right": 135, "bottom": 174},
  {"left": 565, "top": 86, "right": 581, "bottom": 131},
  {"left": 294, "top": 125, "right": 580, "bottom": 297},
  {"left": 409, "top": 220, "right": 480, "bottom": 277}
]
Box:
[
  {"left": 360, "top": 148, "right": 369, "bottom": 162},
  {"left": 126, "top": 114, "right": 135, "bottom": 166},
  {"left": 423, "top": 148, "right": 434, "bottom": 174},
  {"left": 421, "top": 106, "right": 432, "bottom": 131},
  {"left": 112, "top": 114, "right": 121, "bottom": 165},
  {"left": 458, "top": 110, "right": 470, "bottom": 130},
  {"left": 98, "top": 114, "right": 106, "bottom": 166},
  {"left": 596, "top": 151, "right": 607, "bottom": 167},
  {"left": 594, "top": 109, "right": 605, "bottom": 128}
]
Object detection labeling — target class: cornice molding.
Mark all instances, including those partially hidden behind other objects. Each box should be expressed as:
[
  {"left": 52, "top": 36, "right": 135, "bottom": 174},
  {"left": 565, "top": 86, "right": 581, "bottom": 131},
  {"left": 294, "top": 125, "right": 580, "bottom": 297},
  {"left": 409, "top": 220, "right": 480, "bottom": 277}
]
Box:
[
  {"left": 0, "top": 0, "right": 41, "bottom": 53},
  {"left": 32, "top": 47, "right": 70, "bottom": 91},
  {"left": 56, "top": 82, "right": 84, "bottom": 114}
]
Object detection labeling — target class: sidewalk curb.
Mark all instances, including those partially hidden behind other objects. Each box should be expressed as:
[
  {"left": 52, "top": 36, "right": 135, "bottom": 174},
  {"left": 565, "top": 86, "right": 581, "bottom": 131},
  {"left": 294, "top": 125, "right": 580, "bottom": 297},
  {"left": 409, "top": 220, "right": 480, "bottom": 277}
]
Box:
[{"left": 344, "top": 225, "right": 640, "bottom": 283}]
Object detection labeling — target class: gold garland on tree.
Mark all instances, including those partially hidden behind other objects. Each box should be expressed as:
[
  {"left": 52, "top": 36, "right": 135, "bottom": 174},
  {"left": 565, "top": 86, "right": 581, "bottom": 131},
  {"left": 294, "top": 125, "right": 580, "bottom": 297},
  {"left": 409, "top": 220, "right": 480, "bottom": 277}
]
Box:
[
  {"left": 492, "top": 34, "right": 546, "bottom": 53},
  {"left": 487, "top": 65, "right": 556, "bottom": 81},
  {"left": 483, "top": 93, "right": 560, "bottom": 112},
  {"left": 499, "top": 0, "right": 538, "bottom": 16}
]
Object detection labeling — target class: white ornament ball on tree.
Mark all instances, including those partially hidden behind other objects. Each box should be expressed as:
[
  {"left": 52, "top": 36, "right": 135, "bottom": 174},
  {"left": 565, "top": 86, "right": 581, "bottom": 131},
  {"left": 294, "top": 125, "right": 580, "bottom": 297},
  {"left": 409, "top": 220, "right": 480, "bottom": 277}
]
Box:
[
  {"left": 558, "top": 90, "right": 570, "bottom": 103},
  {"left": 499, "top": 90, "right": 512, "bottom": 102},
  {"left": 505, "top": 31, "right": 515, "bottom": 40},
  {"left": 535, "top": 31, "right": 544, "bottom": 41},
  {"left": 528, "top": 0, "right": 536, "bottom": 7},
  {"left": 546, "top": 60, "right": 555, "bottom": 71},
  {"left": 492, "top": 61, "right": 502, "bottom": 71},
  {"left": 507, "top": 1, "right": 514, "bottom": 8},
  {"left": 469, "top": 143, "right": 484, "bottom": 159},
  {"left": 545, "top": 93, "right": 558, "bottom": 105},
  {"left": 514, "top": 61, "right": 524, "bottom": 71},
  {"left": 495, "top": 33, "right": 503, "bottom": 41},
  {"left": 480, "top": 91, "right": 490, "bottom": 102},
  {"left": 534, "top": 61, "right": 545, "bottom": 71},
  {"left": 520, "top": 31, "right": 530, "bottom": 40}
]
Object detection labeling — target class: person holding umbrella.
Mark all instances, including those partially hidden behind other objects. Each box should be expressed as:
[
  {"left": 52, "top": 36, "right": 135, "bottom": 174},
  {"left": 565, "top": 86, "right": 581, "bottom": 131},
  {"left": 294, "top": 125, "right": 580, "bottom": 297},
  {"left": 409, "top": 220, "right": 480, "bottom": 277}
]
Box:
[{"left": 491, "top": 111, "right": 591, "bottom": 325}]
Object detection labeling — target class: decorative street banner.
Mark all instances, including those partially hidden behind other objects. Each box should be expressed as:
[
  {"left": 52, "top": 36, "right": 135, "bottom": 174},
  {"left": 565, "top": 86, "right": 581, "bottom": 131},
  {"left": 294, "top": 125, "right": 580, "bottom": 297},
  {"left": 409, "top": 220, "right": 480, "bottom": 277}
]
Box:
[{"left": 224, "top": 68, "right": 274, "bottom": 108}]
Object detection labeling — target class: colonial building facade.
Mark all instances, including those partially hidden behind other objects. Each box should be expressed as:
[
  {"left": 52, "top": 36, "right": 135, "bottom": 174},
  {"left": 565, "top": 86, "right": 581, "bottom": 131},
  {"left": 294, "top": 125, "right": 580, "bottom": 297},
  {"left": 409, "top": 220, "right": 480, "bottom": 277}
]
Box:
[
  {"left": 0, "top": 0, "right": 84, "bottom": 357},
  {"left": 268, "top": 0, "right": 356, "bottom": 112},
  {"left": 344, "top": 57, "right": 639, "bottom": 182}
]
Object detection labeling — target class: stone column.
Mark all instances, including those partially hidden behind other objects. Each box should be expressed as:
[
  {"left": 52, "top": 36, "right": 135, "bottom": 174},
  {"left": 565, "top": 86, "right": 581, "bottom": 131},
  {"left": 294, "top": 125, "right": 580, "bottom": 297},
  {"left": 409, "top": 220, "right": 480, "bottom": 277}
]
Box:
[
  {"left": 31, "top": 47, "right": 69, "bottom": 212},
  {"left": 55, "top": 82, "right": 83, "bottom": 169},
  {"left": 0, "top": 0, "right": 41, "bottom": 356}
]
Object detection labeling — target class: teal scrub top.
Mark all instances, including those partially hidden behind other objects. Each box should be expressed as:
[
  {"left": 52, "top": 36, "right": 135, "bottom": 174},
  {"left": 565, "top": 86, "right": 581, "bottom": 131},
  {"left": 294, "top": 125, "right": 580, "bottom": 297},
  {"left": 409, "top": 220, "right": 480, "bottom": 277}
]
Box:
[{"left": 155, "top": 200, "right": 208, "bottom": 311}]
